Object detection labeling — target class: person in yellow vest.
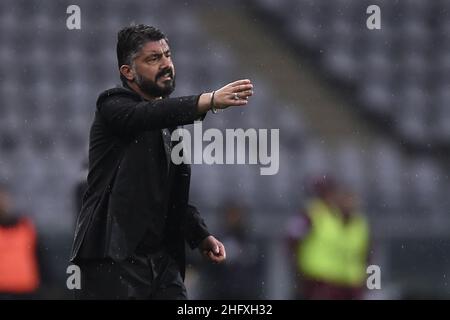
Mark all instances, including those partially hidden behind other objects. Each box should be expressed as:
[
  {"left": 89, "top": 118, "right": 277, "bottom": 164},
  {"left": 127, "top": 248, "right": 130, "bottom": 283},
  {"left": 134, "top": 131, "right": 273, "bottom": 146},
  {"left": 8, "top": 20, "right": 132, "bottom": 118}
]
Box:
[
  {"left": 0, "top": 184, "right": 40, "bottom": 298},
  {"left": 287, "top": 176, "right": 370, "bottom": 299}
]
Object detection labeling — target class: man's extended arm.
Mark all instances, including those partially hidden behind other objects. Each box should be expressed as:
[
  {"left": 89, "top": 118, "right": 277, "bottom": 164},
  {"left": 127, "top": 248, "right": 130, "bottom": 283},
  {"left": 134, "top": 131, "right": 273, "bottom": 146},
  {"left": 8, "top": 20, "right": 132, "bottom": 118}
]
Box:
[
  {"left": 97, "top": 90, "right": 206, "bottom": 136},
  {"left": 97, "top": 79, "right": 253, "bottom": 136}
]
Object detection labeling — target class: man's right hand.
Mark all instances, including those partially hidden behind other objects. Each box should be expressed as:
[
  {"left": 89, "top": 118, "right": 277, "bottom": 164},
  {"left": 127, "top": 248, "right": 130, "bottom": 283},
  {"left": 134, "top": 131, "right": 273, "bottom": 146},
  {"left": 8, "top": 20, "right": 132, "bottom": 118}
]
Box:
[{"left": 197, "top": 79, "right": 254, "bottom": 114}]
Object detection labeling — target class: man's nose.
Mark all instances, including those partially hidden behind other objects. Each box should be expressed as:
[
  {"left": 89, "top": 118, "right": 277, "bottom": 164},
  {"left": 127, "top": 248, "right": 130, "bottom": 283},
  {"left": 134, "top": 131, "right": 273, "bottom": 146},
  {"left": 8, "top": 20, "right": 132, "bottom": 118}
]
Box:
[{"left": 159, "top": 55, "right": 172, "bottom": 70}]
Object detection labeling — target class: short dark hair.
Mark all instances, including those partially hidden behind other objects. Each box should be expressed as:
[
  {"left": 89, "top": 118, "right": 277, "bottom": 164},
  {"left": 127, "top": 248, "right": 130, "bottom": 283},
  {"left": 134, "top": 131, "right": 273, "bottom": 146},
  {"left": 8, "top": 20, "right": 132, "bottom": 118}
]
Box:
[{"left": 116, "top": 24, "right": 167, "bottom": 84}]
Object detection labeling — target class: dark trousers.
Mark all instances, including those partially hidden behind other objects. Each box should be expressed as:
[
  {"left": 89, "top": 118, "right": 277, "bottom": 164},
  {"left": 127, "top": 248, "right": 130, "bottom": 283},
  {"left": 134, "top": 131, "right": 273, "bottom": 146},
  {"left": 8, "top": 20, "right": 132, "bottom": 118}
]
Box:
[{"left": 74, "top": 249, "right": 187, "bottom": 300}]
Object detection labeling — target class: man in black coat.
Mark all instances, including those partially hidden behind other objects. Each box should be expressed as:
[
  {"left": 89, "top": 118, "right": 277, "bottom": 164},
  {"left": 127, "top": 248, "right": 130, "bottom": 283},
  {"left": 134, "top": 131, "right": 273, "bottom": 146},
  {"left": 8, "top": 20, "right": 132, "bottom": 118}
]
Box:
[{"left": 70, "top": 25, "right": 253, "bottom": 299}]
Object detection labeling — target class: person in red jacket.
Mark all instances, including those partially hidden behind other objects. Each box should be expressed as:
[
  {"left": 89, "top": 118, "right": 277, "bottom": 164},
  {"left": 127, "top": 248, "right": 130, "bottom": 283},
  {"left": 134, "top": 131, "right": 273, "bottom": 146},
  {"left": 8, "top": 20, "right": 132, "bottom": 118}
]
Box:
[{"left": 0, "top": 184, "right": 40, "bottom": 299}]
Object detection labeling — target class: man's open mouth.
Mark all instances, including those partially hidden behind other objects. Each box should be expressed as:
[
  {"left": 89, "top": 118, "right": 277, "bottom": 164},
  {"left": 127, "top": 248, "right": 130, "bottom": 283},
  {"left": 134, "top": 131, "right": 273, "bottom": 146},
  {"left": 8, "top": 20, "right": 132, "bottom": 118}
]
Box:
[{"left": 158, "top": 70, "right": 173, "bottom": 81}]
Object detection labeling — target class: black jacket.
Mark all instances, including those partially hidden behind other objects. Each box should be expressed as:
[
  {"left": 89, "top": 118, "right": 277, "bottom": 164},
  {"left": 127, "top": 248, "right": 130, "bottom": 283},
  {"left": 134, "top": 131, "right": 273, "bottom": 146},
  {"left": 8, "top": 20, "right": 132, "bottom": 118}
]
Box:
[{"left": 70, "top": 86, "right": 210, "bottom": 277}]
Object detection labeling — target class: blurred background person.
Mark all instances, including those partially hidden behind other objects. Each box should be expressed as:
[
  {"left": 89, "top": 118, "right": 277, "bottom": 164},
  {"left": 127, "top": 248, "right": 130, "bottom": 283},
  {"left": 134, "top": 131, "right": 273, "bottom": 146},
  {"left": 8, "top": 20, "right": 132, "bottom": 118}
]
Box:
[
  {"left": 287, "top": 176, "right": 370, "bottom": 299},
  {"left": 198, "top": 202, "right": 264, "bottom": 299},
  {"left": 0, "top": 184, "right": 40, "bottom": 299}
]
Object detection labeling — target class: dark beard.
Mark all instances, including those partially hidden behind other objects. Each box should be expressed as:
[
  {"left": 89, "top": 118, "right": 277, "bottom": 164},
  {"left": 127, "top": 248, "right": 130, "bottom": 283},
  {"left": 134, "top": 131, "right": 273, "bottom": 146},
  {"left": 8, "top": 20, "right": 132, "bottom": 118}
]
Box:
[{"left": 135, "top": 69, "right": 176, "bottom": 98}]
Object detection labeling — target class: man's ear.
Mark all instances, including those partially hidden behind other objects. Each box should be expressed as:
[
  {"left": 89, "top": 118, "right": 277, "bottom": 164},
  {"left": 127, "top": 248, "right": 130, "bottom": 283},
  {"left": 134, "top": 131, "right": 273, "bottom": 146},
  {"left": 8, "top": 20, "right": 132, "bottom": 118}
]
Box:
[{"left": 119, "top": 65, "right": 134, "bottom": 82}]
